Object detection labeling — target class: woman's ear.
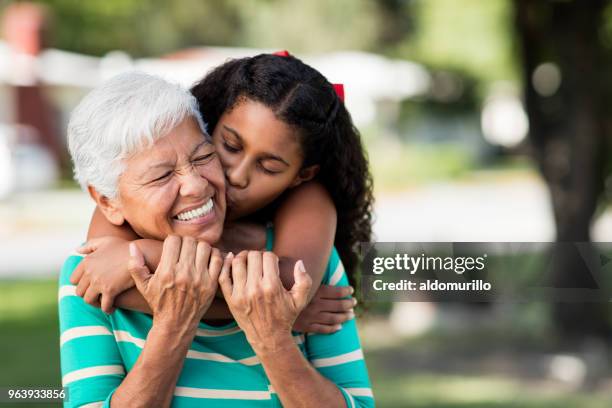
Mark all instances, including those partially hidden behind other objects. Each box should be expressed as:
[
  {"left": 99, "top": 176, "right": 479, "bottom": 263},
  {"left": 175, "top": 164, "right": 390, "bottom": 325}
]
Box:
[
  {"left": 87, "top": 185, "right": 125, "bottom": 226},
  {"left": 290, "top": 165, "right": 320, "bottom": 188}
]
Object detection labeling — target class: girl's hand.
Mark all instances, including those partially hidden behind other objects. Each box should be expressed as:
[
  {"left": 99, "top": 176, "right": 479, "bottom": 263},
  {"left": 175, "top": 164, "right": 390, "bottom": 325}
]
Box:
[
  {"left": 128, "top": 236, "right": 222, "bottom": 329},
  {"left": 219, "top": 251, "right": 312, "bottom": 352},
  {"left": 293, "top": 285, "right": 356, "bottom": 334},
  {"left": 71, "top": 237, "right": 134, "bottom": 314}
]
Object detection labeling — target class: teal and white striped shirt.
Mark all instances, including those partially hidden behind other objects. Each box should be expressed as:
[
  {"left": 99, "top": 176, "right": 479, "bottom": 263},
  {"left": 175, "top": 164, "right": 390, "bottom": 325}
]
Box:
[{"left": 58, "top": 236, "right": 374, "bottom": 407}]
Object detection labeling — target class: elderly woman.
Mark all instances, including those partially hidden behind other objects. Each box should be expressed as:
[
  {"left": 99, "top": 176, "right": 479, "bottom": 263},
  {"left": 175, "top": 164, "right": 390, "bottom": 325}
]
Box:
[{"left": 59, "top": 72, "right": 372, "bottom": 407}]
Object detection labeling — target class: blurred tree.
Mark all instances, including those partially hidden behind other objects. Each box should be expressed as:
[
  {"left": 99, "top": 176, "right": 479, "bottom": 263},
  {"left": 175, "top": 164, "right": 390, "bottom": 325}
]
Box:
[
  {"left": 1, "top": 0, "right": 390, "bottom": 56},
  {"left": 407, "top": 0, "right": 517, "bottom": 92},
  {"left": 1, "top": 0, "right": 245, "bottom": 56},
  {"left": 515, "top": 0, "right": 612, "bottom": 338},
  {"left": 373, "top": 0, "right": 415, "bottom": 47},
  {"left": 237, "top": 0, "right": 379, "bottom": 52}
]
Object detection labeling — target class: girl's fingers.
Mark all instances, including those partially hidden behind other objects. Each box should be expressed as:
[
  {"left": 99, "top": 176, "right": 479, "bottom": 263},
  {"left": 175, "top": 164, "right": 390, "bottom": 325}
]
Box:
[
  {"left": 100, "top": 294, "right": 115, "bottom": 315},
  {"left": 75, "top": 275, "right": 91, "bottom": 297},
  {"left": 75, "top": 238, "right": 108, "bottom": 254},
  {"left": 305, "top": 323, "right": 342, "bottom": 334},
  {"left": 318, "top": 284, "right": 354, "bottom": 299},
  {"left": 75, "top": 243, "right": 95, "bottom": 255},
  {"left": 316, "top": 311, "right": 354, "bottom": 325},
  {"left": 70, "top": 263, "right": 85, "bottom": 285},
  {"left": 317, "top": 298, "right": 356, "bottom": 313},
  {"left": 83, "top": 285, "right": 101, "bottom": 307}
]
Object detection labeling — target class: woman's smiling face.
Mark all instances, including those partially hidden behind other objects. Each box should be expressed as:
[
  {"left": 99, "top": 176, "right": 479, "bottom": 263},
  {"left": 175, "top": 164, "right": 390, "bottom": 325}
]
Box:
[
  {"left": 212, "top": 98, "right": 316, "bottom": 221},
  {"left": 108, "top": 117, "right": 226, "bottom": 242}
]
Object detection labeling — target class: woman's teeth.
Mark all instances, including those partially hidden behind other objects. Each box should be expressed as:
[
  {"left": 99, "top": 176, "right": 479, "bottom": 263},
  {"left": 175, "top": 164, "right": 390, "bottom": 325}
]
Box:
[{"left": 175, "top": 199, "right": 214, "bottom": 221}]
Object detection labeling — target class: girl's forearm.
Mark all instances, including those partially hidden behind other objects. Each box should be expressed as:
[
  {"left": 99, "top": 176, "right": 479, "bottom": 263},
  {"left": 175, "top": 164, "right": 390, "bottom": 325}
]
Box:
[
  {"left": 114, "top": 289, "right": 232, "bottom": 320},
  {"left": 88, "top": 207, "right": 140, "bottom": 241},
  {"left": 109, "top": 320, "right": 196, "bottom": 407},
  {"left": 254, "top": 334, "right": 345, "bottom": 408}
]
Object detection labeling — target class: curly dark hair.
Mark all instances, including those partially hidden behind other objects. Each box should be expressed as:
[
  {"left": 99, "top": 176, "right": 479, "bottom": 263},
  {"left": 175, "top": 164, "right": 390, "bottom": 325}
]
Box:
[{"left": 191, "top": 53, "right": 374, "bottom": 285}]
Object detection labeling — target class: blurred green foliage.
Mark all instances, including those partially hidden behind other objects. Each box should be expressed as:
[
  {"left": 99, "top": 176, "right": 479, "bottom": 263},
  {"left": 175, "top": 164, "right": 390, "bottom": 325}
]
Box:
[
  {"left": 2, "top": 0, "right": 383, "bottom": 56},
  {"left": 2, "top": 0, "right": 516, "bottom": 91},
  {"left": 406, "top": 0, "right": 517, "bottom": 86}
]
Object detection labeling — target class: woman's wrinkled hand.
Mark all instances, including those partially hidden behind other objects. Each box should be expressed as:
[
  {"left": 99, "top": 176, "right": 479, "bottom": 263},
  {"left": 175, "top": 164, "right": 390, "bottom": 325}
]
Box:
[
  {"left": 70, "top": 237, "right": 134, "bottom": 314},
  {"left": 219, "top": 251, "right": 311, "bottom": 352},
  {"left": 293, "top": 285, "right": 356, "bottom": 334},
  {"left": 128, "top": 235, "right": 222, "bottom": 329}
]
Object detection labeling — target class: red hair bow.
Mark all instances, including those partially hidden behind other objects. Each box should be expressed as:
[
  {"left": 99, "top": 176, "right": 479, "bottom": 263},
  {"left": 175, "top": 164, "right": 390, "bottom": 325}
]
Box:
[
  {"left": 272, "top": 50, "right": 345, "bottom": 102},
  {"left": 332, "top": 84, "right": 345, "bottom": 102}
]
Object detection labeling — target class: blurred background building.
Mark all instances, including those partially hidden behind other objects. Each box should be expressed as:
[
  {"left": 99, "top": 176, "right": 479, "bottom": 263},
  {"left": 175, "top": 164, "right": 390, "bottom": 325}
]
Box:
[{"left": 1, "top": 1, "right": 612, "bottom": 406}]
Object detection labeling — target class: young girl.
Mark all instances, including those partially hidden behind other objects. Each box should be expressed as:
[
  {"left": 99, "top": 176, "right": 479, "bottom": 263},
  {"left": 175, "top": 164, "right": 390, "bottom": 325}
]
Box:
[{"left": 71, "top": 52, "right": 374, "bottom": 333}]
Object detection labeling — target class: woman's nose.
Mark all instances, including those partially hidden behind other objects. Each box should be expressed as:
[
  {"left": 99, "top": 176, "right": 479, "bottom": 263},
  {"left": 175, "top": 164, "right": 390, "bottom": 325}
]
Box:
[
  {"left": 179, "top": 166, "right": 209, "bottom": 197},
  {"left": 226, "top": 162, "right": 249, "bottom": 189}
]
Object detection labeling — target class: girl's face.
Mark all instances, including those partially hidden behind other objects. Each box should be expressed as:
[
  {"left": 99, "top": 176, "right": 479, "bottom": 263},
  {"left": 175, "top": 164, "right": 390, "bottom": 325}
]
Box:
[{"left": 212, "top": 98, "right": 316, "bottom": 221}]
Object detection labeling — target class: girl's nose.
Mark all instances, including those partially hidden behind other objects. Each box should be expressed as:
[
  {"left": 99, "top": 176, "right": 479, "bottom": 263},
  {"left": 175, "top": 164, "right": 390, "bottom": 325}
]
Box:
[{"left": 226, "top": 162, "right": 249, "bottom": 189}]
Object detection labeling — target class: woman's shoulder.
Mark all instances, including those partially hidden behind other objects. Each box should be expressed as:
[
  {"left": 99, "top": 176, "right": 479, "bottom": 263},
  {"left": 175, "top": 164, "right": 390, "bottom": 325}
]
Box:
[{"left": 58, "top": 252, "right": 84, "bottom": 286}]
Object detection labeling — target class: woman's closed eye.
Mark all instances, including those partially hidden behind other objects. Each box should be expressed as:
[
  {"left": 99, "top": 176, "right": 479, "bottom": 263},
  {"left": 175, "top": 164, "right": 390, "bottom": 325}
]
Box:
[
  {"left": 193, "top": 152, "right": 216, "bottom": 165},
  {"left": 150, "top": 171, "right": 173, "bottom": 183}
]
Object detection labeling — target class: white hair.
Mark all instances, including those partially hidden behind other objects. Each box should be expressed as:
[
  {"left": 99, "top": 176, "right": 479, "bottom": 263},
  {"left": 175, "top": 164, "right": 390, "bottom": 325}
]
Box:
[{"left": 67, "top": 71, "right": 208, "bottom": 198}]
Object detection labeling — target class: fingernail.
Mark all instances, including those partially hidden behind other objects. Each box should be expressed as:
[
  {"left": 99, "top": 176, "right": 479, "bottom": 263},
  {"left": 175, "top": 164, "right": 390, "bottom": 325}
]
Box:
[
  {"left": 334, "top": 324, "right": 342, "bottom": 331},
  {"left": 349, "top": 286, "right": 354, "bottom": 295},
  {"left": 348, "top": 311, "right": 355, "bottom": 319},
  {"left": 349, "top": 308, "right": 354, "bottom": 313},
  {"left": 226, "top": 252, "right": 234, "bottom": 259},
  {"left": 297, "top": 260, "right": 306, "bottom": 274},
  {"left": 353, "top": 298, "right": 358, "bottom": 306},
  {"left": 129, "top": 243, "right": 144, "bottom": 266}
]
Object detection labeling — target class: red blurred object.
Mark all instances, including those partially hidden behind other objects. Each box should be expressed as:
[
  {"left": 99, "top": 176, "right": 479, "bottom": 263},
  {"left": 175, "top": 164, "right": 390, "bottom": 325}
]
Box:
[
  {"left": 332, "top": 84, "right": 345, "bottom": 102},
  {"left": 2, "top": 2, "right": 47, "bottom": 56},
  {"left": 272, "top": 51, "right": 346, "bottom": 102}
]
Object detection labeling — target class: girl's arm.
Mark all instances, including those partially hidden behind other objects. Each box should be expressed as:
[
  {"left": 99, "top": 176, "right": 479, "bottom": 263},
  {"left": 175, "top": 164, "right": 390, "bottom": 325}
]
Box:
[
  {"left": 79, "top": 193, "right": 353, "bottom": 332},
  {"left": 273, "top": 181, "right": 337, "bottom": 300},
  {"left": 87, "top": 206, "right": 139, "bottom": 241},
  {"left": 274, "top": 182, "right": 356, "bottom": 334},
  {"left": 77, "top": 208, "right": 233, "bottom": 319}
]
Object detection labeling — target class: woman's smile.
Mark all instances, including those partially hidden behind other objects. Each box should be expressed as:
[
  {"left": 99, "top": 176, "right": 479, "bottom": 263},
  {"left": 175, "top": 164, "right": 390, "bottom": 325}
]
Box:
[{"left": 172, "top": 196, "right": 218, "bottom": 225}]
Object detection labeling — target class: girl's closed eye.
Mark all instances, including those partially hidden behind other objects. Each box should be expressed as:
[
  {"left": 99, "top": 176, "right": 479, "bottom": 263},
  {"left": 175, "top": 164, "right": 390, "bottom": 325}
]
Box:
[
  {"left": 258, "top": 162, "right": 283, "bottom": 175},
  {"left": 223, "top": 141, "right": 240, "bottom": 153}
]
